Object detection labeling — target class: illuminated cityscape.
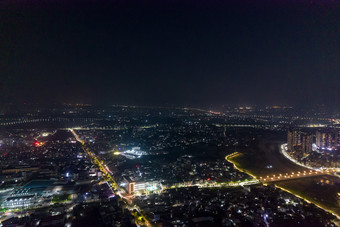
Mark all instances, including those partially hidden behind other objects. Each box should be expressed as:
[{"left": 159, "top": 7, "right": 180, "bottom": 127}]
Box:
[
  {"left": 0, "top": 105, "right": 340, "bottom": 226},
  {"left": 286, "top": 128, "right": 340, "bottom": 169},
  {"left": 1, "top": 0, "right": 340, "bottom": 226}
]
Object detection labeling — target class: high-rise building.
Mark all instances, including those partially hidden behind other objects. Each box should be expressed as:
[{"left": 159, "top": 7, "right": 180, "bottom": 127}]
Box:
[
  {"left": 287, "top": 129, "right": 301, "bottom": 152},
  {"left": 316, "top": 130, "right": 325, "bottom": 148},
  {"left": 316, "top": 129, "right": 339, "bottom": 150},
  {"left": 301, "top": 133, "right": 313, "bottom": 155},
  {"left": 331, "top": 130, "right": 338, "bottom": 149}
]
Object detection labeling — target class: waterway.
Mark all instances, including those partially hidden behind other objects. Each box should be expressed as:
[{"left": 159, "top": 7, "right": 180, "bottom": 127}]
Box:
[{"left": 228, "top": 132, "right": 340, "bottom": 218}]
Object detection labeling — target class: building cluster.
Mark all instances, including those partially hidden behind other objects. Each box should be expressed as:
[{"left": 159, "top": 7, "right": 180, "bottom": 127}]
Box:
[
  {"left": 287, "top": 128, "right": 340, "bottom": 168},
  {"left": 1, "top": 105, "right": 340, "bottom": 226},
  {"left": 71, "top": 197, "right": 135, "bottom": 226},
  {"left": 316, "top": 128, "right": 340, "bottom": 151},
  {"left": 74, "top": 122, "right": 239, "bottom": 155},
  {"left": 118, "top": 156, "right": 251, "bottom": 194},
  {"left": 0, "top": 130, "right": 132, "bottom": 226},
  {"left": 133, "top": 185, "right": 335, "bottom": 226},
  {"left": 287, "top": 129, "right": 313, "bottom": 158},
  {"left": 70, "top": 106, "right": 261, "bottom": 156}
]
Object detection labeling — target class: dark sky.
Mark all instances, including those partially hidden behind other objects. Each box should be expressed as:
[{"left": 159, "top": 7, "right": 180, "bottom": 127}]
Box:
[{"left": 1, "top": 0, "right": 339, "bottom": 107}]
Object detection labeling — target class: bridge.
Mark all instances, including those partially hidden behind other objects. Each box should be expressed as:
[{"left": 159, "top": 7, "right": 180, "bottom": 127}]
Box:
[
  {"left": 259, "top": 169, "right": 335, "bottom": 183},
  {"left": 226, "top": 152, "right": 338, "bottom": 183}
]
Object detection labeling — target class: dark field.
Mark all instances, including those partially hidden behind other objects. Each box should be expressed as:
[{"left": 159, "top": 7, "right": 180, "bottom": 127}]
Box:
[{"left": 276, "top": 176, "right": 340, "bottom": 217}]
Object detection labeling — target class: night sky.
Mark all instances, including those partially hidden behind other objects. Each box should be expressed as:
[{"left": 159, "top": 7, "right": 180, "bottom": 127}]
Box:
[{"left": 1, "top": 0, "right": 339, "bottom": 107}]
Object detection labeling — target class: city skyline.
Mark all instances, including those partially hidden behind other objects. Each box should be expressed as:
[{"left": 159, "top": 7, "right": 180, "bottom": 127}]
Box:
[{"left": 1, "top": 1, "right": 340, "bottom": 226}]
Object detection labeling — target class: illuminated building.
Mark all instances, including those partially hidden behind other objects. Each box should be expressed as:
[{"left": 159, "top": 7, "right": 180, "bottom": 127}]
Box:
[
  {"left": 316, "top": 129, "right": 339, "bottom": 150},
  {"left": 121, "top": 177, "right": 143, "bottom": 194},
  {"left": 3, "top": 194, "right": 36, "bottom": 209},
  {"left": 316, "top": 130, "right": 326, "bottom": 148},
  {"left": 123, "top": 147, "right": 147, "bottom": 159},
  {"left": 287, "top": 129, "right": 301, "bottom": 152},
  {"left": 301, "top": 133, "right": 313, "bottom": 155},
  {"left": 121, "top": 177, "right": 160, "bottom": 194},
  {"left": 3, "top": 180, "right": 57, "bottom": 209}
]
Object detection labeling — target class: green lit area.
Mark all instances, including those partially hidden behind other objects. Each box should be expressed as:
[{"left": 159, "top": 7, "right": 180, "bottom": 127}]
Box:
[{"left": 52, "top": 194, "right": 72, "bottom": 203}]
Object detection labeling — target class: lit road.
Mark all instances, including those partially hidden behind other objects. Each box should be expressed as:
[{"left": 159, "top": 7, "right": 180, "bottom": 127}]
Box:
[
  {"left": 69, "top": 129, "right": 117, "bottom": 190},
  {"left": 280, "top": 143, "right": 340, "bottom": 172},
  {"left": 69, "top": 129, "right": 151, "bottom": 226},
  {"left": 164, "top": 179, "right": 260, "bottom": 190}
]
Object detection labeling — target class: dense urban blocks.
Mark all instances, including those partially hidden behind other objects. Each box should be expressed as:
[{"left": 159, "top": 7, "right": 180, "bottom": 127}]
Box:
[
  {"left": 0, "top": 106, "right": 339, "bottom": 226},
  {"left": 287, "top": 128, "right": 340, "bottom": 168}
]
